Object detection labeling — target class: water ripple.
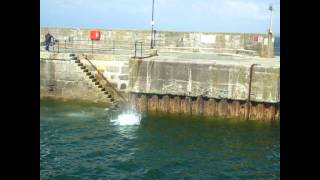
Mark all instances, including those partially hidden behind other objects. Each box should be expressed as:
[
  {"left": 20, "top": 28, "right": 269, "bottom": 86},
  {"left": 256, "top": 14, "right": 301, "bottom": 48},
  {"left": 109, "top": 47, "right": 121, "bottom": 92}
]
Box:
[{"left": 40, "top": 100, "right": 280, "bottom": 179}]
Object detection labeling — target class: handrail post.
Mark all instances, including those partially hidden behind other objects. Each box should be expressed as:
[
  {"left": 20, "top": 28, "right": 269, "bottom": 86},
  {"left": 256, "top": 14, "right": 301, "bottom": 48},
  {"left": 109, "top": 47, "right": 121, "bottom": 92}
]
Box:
[
  {"left": 57, "top": 41, "right": 59, "bottom": 53},
  {"left": 113, "top": 40, "right": 115, "bottom": 55},
  {"left": 134, "top": 41, "right": 137, "bottom": 58},
  {"left": 91, "top": 40, "right": 93, "bottom": 54},
  {"left": 140, "top": 42, "right": 142, "bottom": 57}
]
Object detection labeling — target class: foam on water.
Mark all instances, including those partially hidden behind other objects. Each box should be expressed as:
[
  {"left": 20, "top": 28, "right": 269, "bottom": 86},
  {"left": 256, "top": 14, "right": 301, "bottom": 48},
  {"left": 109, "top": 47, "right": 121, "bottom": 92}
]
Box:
[{"left": 110, "top": 111, "right": 142, "bottom": 125}]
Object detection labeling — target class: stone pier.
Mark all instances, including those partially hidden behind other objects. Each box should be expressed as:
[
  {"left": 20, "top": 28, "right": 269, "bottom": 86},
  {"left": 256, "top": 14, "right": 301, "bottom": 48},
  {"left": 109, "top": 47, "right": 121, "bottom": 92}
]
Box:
[
  {"left": 128, "top": 54, "right": 280, "bottom": 121},
  {"left": 40, "top": 27, "right": 279, "bottom": 120}
]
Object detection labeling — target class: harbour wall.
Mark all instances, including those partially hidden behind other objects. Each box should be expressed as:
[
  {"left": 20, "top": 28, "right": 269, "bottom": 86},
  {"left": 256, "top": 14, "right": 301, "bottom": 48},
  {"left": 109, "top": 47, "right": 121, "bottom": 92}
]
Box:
[
  {"left": 128, "top": 57, "right": 280, "bottom": 120},
  {"left": 40, "top": 27, "right": 274, "bottom": 57},
  {"left": 40, "top": 52, "right": 129, "bottom": 104},
  {"left": 40, "top": 52, "right": 280, "bottom": 120},
  {"left": 40, "top": 26, "right": 278, "bottom": 120}
]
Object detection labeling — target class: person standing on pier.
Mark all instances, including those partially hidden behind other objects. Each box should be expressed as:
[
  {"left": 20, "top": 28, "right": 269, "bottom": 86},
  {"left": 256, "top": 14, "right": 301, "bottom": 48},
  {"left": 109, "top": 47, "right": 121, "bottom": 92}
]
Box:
[{"left": 45, "top": 32, "right": 54, "bottom": 51}]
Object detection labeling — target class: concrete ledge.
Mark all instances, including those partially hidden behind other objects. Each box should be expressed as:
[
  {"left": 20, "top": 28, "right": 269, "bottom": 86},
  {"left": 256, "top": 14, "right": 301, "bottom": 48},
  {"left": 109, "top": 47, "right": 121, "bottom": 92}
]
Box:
[
  {"left": 40, "top": 52, "right": 115, "bottom": 61},
  {"left": 40, "top": 95, "right": 112, "bottom": 107},
  {"left": 40, "top": 52, "right": 72, "bottom": 60}
]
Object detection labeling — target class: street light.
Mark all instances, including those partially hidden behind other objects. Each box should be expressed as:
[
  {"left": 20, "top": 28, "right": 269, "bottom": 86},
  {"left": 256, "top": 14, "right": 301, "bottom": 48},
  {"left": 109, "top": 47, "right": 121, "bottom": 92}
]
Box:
[
  {"left": 268, "top": 4, "right": 273, "bottom": 33},
  {"left": 151, "top": 0, "right": 155, "bottom": 49}
]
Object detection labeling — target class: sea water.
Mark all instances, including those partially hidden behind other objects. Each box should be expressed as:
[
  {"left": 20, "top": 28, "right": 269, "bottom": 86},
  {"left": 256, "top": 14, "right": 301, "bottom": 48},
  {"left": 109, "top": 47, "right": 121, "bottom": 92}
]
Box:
[{"left": 40, "top": 100, "right": 280, "bottom": 179}]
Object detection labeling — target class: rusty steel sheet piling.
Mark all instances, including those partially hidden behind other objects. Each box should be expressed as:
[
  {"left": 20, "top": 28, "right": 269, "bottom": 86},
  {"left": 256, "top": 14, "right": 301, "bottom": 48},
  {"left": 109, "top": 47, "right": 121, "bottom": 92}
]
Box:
[{"left": 130, "top": 93, "right": 279, "bottom": 121}]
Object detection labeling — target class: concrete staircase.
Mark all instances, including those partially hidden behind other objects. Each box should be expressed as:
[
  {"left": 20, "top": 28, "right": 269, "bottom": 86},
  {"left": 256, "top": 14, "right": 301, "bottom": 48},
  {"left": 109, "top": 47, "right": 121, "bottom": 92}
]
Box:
[{"left": 69, "top": 53, "right": 117, "bottom": 104}]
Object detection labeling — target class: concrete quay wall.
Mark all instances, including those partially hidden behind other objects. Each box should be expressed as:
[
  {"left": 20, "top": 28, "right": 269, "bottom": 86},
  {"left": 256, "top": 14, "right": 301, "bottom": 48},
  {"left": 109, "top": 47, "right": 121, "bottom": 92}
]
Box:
[
  {"left": 40, "top": 27, "right": 274, "bottom": 57},
  {"left": 128, "top": 57, "right": 280, "bottom": 120},
  {"left": 40, "top": 53, "right": 114, "bottom": 104},
  {"left": 129, "top": 58, "right": 280, "bottom": 103}
]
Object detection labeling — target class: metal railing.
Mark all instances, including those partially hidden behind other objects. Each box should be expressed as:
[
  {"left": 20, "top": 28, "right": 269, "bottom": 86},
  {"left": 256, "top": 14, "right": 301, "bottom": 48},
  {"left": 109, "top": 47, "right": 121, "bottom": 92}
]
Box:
[
  {"left": 40, "top": 39, "right": 155, "bottom": 58},
  {"left": 134, "top": 41, "right": 143, "bottom": 58},
  {"left": 40, "top": 39, "right": 141, "bottom": 55},
  {"left": 40, "top": 38, "right": 265, "bottom": 57}
]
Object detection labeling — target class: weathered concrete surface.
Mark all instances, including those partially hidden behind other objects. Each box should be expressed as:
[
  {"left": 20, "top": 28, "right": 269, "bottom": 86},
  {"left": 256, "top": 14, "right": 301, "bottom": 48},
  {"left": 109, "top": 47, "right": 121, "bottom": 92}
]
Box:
[
  {"left": 40, "top": 60, "right": 107, "bottom": 103},
  {"left": 40, "top": 27, "right": 274, "bottom": 57},
  {"left": 40, "top": 52, "right": 117, "bottom": 104},
  {"left": 40, "top": 52, "right": 130, "bottom": 93},
  {"left": 128, "top": 53, "right": 280, "bottom": 120},
  {"left": 129, "top": 55, "right": 280, "bottom": 103}
]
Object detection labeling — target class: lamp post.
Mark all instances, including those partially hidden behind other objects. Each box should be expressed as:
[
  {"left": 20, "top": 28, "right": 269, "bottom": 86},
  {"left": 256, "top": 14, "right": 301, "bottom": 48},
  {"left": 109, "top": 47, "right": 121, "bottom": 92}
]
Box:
[
  {"left": 267, "top": 4, "right": 274, "bottom": 58},
  {"left": 268, "top": 4, "right": 273, "bottom": 33},
  {"left": 150, "top": 0, "right": 155, "bottom": 49}
]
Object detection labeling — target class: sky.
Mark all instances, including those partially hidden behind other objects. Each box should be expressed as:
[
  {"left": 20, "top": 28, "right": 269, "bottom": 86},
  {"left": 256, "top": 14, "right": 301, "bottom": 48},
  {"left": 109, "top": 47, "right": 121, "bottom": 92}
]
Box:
[{"left": 40, "top": 0, "right": 280, "bottom": 34}]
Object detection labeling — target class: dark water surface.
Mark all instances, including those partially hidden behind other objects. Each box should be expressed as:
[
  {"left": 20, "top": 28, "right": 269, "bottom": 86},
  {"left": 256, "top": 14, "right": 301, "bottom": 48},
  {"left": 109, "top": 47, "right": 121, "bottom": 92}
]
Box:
[{"left": 40, "top": 100, "right": 280, "bottom": 179}]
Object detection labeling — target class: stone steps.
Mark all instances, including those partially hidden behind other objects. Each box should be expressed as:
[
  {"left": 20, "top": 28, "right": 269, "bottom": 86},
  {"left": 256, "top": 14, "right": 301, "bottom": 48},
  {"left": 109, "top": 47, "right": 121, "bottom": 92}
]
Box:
[{"left": 72, "top": 53, "right": 116, "bottom": 103}]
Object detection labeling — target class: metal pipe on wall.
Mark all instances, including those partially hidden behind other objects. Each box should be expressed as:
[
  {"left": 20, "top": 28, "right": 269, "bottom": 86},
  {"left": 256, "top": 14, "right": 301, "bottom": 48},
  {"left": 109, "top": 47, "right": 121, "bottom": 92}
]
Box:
[{"left": 246, "top": 64, "right": 258, "bottom": 120}]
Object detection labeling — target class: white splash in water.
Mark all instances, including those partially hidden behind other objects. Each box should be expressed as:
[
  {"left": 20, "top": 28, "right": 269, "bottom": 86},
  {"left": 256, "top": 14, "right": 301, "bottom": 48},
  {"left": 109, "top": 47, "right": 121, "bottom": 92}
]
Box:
[
  {"left": 66, "top": 111, "right": 86, "bottom": 117},
  {"left": 110, "top": 111, "right": 142, "bottom": 126}
]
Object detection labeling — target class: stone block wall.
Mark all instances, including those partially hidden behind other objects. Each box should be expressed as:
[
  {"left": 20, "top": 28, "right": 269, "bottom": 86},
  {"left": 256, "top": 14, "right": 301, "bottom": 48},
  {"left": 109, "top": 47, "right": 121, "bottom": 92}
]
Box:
[
  {"left": 40, "top": 27, "right": 274, "bottom": 57},
  {"left": 40, "top": 57, "right": 111, "bottom": 104}
]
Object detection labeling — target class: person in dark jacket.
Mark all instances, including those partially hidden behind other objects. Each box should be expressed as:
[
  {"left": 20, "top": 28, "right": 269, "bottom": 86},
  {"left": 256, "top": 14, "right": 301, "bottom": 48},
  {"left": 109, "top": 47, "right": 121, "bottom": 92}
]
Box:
[{"left": 45, "top": 33, "right": 53, "bottom": 51}]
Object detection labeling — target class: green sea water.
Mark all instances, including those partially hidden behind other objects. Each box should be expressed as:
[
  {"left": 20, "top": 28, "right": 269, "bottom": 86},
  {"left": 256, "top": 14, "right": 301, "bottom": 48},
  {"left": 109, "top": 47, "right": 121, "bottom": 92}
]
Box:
[{"left": 40, "top": 100, "right": 280, "bottom": 179}]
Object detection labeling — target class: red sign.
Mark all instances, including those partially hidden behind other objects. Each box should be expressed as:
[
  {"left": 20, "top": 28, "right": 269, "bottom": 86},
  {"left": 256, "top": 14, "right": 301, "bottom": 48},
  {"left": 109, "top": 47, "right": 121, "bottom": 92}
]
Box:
[
  {"left": 90, "top": 29, "right": 101, "bottom": 41},
  {"left": 253, "top": 35, "right": 263, "bottom": 43},
  {"left": 258, "top": 36, "right": 263, "bottom": 43}
]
